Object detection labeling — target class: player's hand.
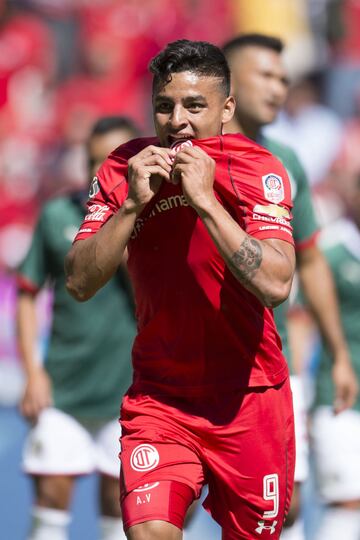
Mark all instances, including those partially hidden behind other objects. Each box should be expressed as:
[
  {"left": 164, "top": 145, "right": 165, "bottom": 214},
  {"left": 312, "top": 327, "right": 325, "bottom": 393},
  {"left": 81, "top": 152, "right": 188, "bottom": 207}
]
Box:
[
  {"left": 332, "top": 350, "right": 358, "bottom": 414},
  {"left": 20, "top": 366, "right": 53, "bottom": 423},
  {"left": 172, "top": 146, "right": 216, "bottom": 211},
  {"left": 127, "top": 145, "right": 175, "bottom": 210}
]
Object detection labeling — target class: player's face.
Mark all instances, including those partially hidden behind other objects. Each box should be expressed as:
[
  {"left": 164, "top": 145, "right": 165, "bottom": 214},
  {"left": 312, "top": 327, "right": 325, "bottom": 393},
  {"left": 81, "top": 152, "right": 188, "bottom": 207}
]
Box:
[
  {"left": 229, "top": 46, "right": 289, "bottom": 128},
  {"left": 153, "top": 71, "right": 235, "bottom": 147},
  {"left": 88, "top": 128, "right": 134, "bottom": 178}
]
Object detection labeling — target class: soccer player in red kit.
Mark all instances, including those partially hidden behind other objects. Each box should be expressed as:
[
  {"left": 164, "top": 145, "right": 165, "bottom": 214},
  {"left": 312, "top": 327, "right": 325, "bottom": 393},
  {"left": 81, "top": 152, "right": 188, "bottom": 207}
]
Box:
[{"left": 65, "top": 40, "right": 296, "bottom": 540}]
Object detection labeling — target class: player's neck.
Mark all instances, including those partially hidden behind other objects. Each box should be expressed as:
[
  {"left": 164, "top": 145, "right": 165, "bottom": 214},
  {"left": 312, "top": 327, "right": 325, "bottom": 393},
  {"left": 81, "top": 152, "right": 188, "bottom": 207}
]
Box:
[{"left": 225, "top": 116, "right": 259, "bottom": 141}]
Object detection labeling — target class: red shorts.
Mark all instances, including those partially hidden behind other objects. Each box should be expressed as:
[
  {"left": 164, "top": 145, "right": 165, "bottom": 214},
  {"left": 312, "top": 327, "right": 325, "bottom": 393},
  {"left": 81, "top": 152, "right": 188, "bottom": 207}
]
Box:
[{"left": 120, "top": 378, "right": 295, "bottom": 539}]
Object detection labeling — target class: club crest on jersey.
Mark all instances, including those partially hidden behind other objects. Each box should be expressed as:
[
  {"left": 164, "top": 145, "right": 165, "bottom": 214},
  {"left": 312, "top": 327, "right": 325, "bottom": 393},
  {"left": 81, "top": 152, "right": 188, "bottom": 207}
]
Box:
[
  {"left": 262, "top": 174, "right": 284, "bottom": 204},
  {"left": 89, "top": 176, "right": 100, "bottom": 198},
  {"left": 130, "top": 444, "right": 159, "bottom": 472},
  {"left": 170, "top": 139, "right": 194, "bottom": 153}
]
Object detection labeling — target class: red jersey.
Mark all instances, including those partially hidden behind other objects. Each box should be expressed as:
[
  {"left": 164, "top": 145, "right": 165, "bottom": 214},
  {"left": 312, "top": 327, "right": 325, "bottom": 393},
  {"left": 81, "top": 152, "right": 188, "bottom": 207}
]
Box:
[{"left": 75, "top": 134, "right": 294, "bottom": 396}]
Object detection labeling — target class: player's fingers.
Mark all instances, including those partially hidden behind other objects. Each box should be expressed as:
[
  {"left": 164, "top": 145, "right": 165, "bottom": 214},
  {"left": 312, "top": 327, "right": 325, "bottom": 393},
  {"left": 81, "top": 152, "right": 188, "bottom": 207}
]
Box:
[
  {"left": 173, "top": 151, "right": 197, "bottom": 165},
  {"left": 140, "top": 145, "right": 175, "bottom": 165},
  {"left": 176, "top": 145, "right": 208, "bottom": 160},
  {"left": 171, "top": 164, "right": 186, "bottom": 185},
  {"left": 333, "top": 384, "right": 354, "bottom": 413},
  {"left": 141, "top": 153, "right": 172, "bottom": 173},
  {"left": 21, "top": 397, "right": 36, "bottom": 420},
  {"left": 143, "top": 165, "right": 171, "bottom": 181}
]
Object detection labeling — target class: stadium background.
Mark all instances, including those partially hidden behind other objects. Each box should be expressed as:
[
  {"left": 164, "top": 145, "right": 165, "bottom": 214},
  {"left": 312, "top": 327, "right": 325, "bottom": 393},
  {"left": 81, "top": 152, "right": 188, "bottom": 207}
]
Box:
[{"left": 1, "top": 0, "right": 360, "bottom": 538}]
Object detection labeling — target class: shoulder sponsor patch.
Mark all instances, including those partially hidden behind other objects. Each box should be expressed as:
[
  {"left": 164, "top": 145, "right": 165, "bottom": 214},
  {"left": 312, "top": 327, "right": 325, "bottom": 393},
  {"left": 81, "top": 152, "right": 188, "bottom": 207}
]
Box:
[
  {"left": 89, "top": 176, "right": 100, "bottom": 198},
  {"left": 262, "top": 173, "right": 284, "bottom": 204},
  {"left": 253, "top": 204, "right": 290, "bottom": 219}
]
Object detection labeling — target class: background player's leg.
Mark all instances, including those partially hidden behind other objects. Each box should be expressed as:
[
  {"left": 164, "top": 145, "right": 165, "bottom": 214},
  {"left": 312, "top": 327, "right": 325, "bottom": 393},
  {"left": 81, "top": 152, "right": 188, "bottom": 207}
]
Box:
[
  {"left": 280, "top": 483, "right": 305, "bottom": 540},
  {"left": 28, "top": 475, "right": 74, "bottom": 540},
  {"left": 99, "top": 474, "right": 127, "bottom": 540},
  {"left": 127, "top": 520, "right": 182, "bottom": 540},
  {"left": 314, "top": 505, "right": 360, "bottom": 540},
  {"left": 281, "top": 375, "right": 308, "bottom": 540},
  {"left": 23, "top": 409, "right": 97, "bottom": 540},
  {"left": 311, "top": 407, "right": 360, "bottom": 540},
  {"left": 95, "top": 418, "right": 127, "bottom": 539}
]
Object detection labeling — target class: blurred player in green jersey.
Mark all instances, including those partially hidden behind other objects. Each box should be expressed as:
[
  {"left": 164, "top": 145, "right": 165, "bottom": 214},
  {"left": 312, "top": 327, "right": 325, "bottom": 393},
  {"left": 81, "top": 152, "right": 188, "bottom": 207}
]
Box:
[
  {"left": 16, "top": 116, "right": 139, "bottom": 540},
  {"left": 311, "top": 173, "right": 360, "bottom": 540},
  {"left": 222, "top": 33, "right": 358, "bottom": 540}
]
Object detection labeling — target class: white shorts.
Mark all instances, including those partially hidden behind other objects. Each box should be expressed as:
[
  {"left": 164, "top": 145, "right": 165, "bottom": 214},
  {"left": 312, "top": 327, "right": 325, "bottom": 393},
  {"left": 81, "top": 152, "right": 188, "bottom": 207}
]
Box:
[
  {"left": 290, "top": 375, "right": 309, "bottom": 482},
  {"left": 22, "top": 408, "right": 121, "bottom": 478},
  {"left": 311, "top": 406, "right": 360, "bottom": 502}
]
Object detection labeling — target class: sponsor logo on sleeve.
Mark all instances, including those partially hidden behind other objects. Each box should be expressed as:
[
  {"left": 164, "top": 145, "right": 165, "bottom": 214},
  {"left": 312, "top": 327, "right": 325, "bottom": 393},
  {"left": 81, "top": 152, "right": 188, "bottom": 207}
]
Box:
[
  {"left": 258, "top": 225, "right": 292, "bottom": 236},
  {"left": 84, "top": 204, "right": 110, "bottom": 222},
  {"left": 130, "top": 444, "right": 159, "bottom": 472},
  {"left": 253, "top": 204, "right": 290, "bottom": 219},
  {"left": 89, "top": 176, "right": 100, "bottom": 198},
  {"left": 262, "top": 174, "right": 284, "bottom": 204}
]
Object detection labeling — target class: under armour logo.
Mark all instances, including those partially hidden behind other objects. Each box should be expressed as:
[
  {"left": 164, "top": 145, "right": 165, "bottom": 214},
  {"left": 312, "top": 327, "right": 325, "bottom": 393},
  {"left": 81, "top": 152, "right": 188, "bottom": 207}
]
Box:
[{"left": 255, "top": 520, "right": 278, "bottom": 535}]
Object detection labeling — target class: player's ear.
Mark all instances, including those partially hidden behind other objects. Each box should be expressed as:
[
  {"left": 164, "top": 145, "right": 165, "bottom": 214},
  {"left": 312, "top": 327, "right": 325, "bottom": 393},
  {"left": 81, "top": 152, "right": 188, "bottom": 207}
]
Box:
[{"left": 222, "top": 95, "right": 236, "bottom": 125}]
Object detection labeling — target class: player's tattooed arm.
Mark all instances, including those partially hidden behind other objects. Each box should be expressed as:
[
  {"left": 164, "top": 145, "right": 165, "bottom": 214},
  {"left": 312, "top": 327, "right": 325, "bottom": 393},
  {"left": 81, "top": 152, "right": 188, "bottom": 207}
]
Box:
[
  {"left": 196, "top": 198, "right": 295, "bottom": 307},
  {"left": 229, "top": 236, "right": 263, "bottom": 285}
]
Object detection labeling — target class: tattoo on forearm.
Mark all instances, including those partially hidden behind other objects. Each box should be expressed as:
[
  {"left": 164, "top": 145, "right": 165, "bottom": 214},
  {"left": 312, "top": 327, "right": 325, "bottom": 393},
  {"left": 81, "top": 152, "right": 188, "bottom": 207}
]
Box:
[{"left": 230, "top": 236, "right": 262, "bottom": 285}]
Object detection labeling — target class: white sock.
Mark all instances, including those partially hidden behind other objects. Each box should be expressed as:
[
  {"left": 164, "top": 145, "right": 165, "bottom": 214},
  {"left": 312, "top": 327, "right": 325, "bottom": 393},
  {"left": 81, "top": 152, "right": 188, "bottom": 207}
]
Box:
[
  {"left": 99, "top": 516, "right": 127, "bottom": 540},
  {"left": 280, "top": 518, "right": 305, "bottom": 540},
  {"left": 28, "top": 506, "right": 70, "bottom": 540},
  {"left": 315, "top": 507, "right": 360, "bottom": 540}
]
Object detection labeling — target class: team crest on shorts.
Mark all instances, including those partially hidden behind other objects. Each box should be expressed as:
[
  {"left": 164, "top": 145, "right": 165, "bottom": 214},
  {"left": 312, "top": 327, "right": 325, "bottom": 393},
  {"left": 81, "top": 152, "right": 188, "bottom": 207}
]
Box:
[
  {"left": 89, "top": 176, "right": 100, "bottom": 198},
  {"left": 130, "top": 444, "right": 160, "bottom": 472},
  {"left": 262, "top": 174, "right": 284, "bottom": 204}
]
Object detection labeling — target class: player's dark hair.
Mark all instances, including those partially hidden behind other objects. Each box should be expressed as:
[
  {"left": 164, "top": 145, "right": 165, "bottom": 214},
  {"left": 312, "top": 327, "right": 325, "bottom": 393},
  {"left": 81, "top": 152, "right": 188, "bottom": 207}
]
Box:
[
  {"left": 90, "top": 116, "right": 140, "bottom": 139},
  {"left": 222, "top": 33, "right": 284, "bottom": 57},
  {"left": 149, "top": 39, "right": 231, "bottom": 96}
]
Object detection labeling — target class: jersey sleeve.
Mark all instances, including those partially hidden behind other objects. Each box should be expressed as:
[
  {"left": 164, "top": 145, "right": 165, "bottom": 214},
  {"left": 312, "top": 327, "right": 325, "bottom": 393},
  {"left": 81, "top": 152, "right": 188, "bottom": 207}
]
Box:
[
  {"left": 17, "top": 209, "right": 49, "bottom": 294},
  {"left": 290, "top": 154, "right": 319, "bottom": 250},
  {"left": 230, "top": 151, "right": 294, "bottom": 245},
  {"left": 74, "top": 150, "right": 130, "bottom": 242}
]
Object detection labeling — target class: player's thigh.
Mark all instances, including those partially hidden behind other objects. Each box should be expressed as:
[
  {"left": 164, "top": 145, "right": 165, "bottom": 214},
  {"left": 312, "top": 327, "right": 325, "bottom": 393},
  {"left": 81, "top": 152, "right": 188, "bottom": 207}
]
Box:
[
  {"left": 127, "top": 519, "right": 182, "bottom": 540},
  {"left": 23, "top": 407, "right": 96, "bottom": 475},
  {"left": 311, "top": 406, "right": 360, "bottom": 502},
  {"left": 204, "top": 379, "right": 295, "bottom": 540},
  {"left": 122, "top": 480, "right": 194, "bottom": 537},
  {"left": 33, "top": 474, "right": 75, "bottom": 510},
  {"left": 290, "top": 375, "right": 309, "bottom": 483},
  {"left": 120, "top": 395, "right": 205, "bottom": 532}
]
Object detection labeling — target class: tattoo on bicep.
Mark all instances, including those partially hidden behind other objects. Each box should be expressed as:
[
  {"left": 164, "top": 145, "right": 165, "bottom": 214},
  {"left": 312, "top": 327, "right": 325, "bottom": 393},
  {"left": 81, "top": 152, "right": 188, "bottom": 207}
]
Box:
[{"left": 230, "top": 236, "right": 262, "bottom": 285}]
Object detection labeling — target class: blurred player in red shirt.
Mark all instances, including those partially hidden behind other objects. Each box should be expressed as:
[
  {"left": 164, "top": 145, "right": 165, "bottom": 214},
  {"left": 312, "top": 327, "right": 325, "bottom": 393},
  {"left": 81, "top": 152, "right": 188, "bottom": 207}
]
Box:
[{"left": 66, "top": 40, "right": 296, "bottom": 540}]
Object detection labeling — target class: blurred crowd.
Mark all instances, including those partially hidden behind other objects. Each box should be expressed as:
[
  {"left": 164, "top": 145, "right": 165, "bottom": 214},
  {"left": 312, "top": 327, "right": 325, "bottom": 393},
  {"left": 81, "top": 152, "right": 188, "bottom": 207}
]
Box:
[
  {"left": 1, "top": 0, "right": 360, "bottom": 538},
  {"left": 1, "top": 0, "right": 360, "bottom": 269}
]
